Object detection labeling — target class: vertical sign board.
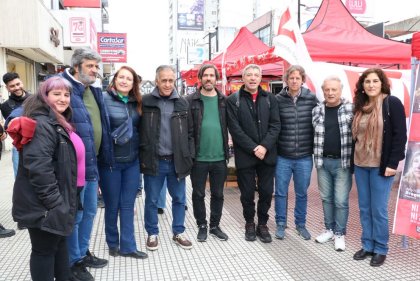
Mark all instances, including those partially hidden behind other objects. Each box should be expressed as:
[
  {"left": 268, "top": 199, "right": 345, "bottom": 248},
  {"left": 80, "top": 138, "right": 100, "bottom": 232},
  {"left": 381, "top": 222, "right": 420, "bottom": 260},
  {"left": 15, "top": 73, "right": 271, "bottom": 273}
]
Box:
[
  {"left": 89, "top": 18, "right": 98, "bottom": 51},
  {"left": 97, "top": 33, "right": 127, "bottom": 63},
  {"left": 63, "top": 0, "right": 101, "bottom": 8},
  {"left": 177, "top": 0, "right": 204, "bottom": 31},
  {"left": 70, "top": 17, "right": 87, "bottom": 43}
]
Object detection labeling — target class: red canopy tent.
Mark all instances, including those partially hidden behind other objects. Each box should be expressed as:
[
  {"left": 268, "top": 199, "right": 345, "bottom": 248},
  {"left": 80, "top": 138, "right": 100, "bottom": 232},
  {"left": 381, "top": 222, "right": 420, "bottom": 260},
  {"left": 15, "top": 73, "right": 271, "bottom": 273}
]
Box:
[
  {"left": 411, "top": 32, "right": 420, "bottom": 59},
  {"left": 303, "top": 0, "right": 411, "bottom": 67}
]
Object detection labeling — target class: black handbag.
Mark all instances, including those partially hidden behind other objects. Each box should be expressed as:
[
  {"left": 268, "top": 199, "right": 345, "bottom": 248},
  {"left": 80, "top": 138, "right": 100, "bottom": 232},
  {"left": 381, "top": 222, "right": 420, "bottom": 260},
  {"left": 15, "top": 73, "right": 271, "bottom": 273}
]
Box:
[{"left": 111, "top": 118, "right": 133, "bottom": 145}]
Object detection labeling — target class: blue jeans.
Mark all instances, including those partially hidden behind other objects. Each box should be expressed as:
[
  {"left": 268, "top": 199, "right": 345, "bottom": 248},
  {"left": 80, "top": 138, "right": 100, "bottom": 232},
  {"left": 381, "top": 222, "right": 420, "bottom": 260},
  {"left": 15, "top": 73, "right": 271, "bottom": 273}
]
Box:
[
  {"left": 354, "top": 166, "right": 394, "bottom": 255},
  {"left": 12, "top": 146, "right": 18, "bottom": 178},
  {"left": 99, "top": 160, "right": 139, "bottom": 254},
  {"left": 157, "top": 179, "right": 167, "bottom": 209},
  {"left": 317, "top": 158, "right": 352, "bottom": 235},
  {"left": 144, "top": 160, "right": 186, "bottom": 235},
  {"left": 275, "top": 156, "right": 313, "bottom": 226},
  {"left": 67, "top": 180, "right": 98, "bottom": 265}
]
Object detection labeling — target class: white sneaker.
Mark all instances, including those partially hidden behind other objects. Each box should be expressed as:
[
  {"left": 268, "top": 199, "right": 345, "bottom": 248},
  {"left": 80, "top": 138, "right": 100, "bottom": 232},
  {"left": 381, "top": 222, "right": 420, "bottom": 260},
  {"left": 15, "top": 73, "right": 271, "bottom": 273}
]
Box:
[
  {"left": 334, "top": 235, "right": 346, "bottom": 251},
  {"left": 315, "top": 229, "right": 334, "bottom": 243}
]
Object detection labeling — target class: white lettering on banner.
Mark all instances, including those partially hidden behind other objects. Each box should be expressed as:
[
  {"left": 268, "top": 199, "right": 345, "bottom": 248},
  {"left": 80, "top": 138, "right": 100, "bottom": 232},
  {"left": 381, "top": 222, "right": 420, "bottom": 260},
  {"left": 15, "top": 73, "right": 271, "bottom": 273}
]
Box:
[
  {"left": 411, "top": 203, "right": 419, "bottom": 222},
  {"left": 99, "top": 37, "right": 125, "bottom": 44}
]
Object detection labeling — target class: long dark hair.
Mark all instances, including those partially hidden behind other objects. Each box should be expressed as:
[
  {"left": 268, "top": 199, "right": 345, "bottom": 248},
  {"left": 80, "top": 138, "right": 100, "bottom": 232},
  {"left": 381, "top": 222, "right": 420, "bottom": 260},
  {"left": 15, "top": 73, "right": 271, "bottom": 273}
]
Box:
[
  {"left": 353, "top": 68, "right": 391, "bottom": 113},
  {"left": 108, "top": 66, "right": 142, "bottom": 114},
  {"left": 23, "top": 76, "right": 73, "bottom": 131}
]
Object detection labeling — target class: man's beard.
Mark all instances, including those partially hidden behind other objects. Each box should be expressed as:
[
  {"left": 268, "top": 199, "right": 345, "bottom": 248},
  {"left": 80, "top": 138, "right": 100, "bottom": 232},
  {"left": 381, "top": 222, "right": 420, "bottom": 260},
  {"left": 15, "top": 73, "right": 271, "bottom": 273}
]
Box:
[{"left": 78, "top": 66, "right": 96, "bottom": 85}]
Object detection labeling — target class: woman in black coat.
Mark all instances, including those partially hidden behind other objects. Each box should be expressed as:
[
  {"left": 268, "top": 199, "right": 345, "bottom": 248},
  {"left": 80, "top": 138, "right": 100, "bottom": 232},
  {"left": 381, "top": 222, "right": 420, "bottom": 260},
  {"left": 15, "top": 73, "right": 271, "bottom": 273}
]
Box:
[{"left": 8, "top": 76, "right": 80, "bottom": 281}]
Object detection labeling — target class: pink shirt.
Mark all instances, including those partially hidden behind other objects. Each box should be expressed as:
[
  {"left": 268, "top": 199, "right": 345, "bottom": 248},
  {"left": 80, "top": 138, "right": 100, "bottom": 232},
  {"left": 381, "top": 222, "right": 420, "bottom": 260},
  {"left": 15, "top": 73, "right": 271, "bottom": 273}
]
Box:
[{"left": 69, "top": 131, "right": 86, "bottom": 188}]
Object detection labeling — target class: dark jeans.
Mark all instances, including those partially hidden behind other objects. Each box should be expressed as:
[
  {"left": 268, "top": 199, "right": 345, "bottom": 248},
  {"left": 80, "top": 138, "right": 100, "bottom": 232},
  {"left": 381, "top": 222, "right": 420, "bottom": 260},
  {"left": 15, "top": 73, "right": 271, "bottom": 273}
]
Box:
[
  {"left": 28, "top": 228, "right": 69, "bottom": 281},
  {"left": 237, "top": 163, "right": 275, "bottom": 225},
  {"left": 191, "top": 160, "right": 227, "bottom": 228}
]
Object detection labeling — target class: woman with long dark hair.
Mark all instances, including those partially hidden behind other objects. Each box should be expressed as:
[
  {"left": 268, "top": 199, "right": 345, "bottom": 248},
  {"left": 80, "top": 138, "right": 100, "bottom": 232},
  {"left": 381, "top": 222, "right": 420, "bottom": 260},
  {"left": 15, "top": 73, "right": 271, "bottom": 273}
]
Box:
[
  {"left": 351, "top": 68, "right": 407, "bottom": 267},
  {"left": 9, "top": 76, "right": 83, "bottom": 281},
  {"left": 98, "top": 66, "right": 147, "bottom": 259}
]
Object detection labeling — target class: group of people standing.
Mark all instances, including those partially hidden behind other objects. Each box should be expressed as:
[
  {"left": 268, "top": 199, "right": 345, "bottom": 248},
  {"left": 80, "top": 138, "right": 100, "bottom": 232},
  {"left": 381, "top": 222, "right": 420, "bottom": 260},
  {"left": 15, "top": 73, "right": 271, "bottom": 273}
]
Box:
[{"left": 0, "top": 46, "right": 407, "bottom": 281}]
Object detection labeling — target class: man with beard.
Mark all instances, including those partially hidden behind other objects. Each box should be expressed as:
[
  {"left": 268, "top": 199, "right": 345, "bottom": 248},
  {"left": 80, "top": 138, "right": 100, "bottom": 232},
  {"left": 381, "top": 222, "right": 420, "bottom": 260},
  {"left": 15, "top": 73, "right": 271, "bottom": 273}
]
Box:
[
  {"left": 186, "top": 64, "right": 229, "bottom": 242},
  {"left": 1, "top": 72, "right": 30, "bottom": 177},
  {"left": 61, "top": 48, "right": 109, "bottom": 281}
]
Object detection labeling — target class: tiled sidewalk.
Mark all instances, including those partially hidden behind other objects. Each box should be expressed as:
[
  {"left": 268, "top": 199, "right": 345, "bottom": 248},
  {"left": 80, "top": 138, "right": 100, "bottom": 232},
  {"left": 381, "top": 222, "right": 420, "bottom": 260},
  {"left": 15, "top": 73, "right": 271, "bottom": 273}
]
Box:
[{"left": 0, "top": 150, "right": 418, "bottom": 281}]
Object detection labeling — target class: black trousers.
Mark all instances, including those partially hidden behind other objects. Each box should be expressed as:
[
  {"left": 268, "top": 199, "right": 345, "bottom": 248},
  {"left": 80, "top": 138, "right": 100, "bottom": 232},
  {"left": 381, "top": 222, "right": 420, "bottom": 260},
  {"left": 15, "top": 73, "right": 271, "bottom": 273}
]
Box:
[
  {"left": 237, "top": 162, "right": 275, "bottom": 225},
  {"left": 28, "top": 228, "right": 70, "bottom": 281},
  {"left": 191, "top": 160, "right": 227, "bottom": 228}
]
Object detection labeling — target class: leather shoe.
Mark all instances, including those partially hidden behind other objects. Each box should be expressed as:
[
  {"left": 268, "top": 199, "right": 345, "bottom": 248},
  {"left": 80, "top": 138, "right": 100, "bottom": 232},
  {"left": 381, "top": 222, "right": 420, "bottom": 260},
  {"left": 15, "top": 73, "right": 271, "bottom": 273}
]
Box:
[
  {"left": 370, "top": 253, "right": 386, "bottom": 267},
  {"left": 120, "top": 250, "right": 148, "bottom": 259},
  {"left": 353, "top": 249, "right": 373, "bottom": 260},
  {"left": 109, "top": 247, "right": 119, "bottom": 257}
]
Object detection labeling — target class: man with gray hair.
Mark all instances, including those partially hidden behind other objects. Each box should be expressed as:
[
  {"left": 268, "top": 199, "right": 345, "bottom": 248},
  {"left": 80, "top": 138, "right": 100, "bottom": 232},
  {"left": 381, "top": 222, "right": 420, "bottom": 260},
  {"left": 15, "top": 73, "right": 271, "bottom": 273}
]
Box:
[
  {"left": 312, "top": 76, "right": 353, "bottom": 251},
  {"left": 227, "top": 64, "right": 280, "bottom": 243},
  {"left": 61, "top": 48, "right": 109, "bottom": 281},
  {"left": 140, "top": 65, "right": 194, "bottom": 251}
]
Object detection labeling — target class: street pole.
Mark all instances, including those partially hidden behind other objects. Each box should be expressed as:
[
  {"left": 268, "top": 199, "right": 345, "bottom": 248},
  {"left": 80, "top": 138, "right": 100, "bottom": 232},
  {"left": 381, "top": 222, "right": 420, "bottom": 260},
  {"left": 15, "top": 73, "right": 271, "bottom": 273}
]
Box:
[{"left": 298, "top": 0, "right": 301, "bottom": 28}]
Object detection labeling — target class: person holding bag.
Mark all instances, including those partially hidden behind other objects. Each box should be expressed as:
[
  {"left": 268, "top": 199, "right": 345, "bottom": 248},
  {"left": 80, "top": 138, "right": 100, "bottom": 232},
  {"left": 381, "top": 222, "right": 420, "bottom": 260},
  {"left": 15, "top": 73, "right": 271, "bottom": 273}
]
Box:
[{"left": 98, "top": 66, "right": 147, "bottom": 259}]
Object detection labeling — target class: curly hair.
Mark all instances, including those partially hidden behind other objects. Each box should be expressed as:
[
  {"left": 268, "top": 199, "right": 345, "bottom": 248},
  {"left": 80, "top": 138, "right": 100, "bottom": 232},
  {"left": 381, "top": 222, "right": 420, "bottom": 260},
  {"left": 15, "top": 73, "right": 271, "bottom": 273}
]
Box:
[{"left": 353, "top": 68, "right": 391, "bottom": 113}]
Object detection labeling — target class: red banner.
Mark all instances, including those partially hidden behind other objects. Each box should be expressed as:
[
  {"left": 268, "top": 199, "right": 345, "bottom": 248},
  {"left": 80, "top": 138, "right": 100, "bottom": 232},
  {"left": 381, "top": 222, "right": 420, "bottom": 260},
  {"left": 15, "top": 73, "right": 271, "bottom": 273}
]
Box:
[
  {"left": 63, "top": 0, "right": 101, "bottom": 8},
  {"left": 393, "top": 91, "right": 420, "bottom": 239},
  {"left": 97, "top": 33, "right": 127, "bottom": 63}
]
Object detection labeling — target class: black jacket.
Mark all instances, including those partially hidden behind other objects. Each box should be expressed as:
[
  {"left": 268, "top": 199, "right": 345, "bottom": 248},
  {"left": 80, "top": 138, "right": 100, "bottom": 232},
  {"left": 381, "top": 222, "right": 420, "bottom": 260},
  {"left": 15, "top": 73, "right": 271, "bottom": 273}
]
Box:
[
  {"left": 227, "top": 86, "right": 281, "bottom": 169},
  {"left": 12, "top": 108, "right": 78, "bottom": 236},
  {"left": 139, "top": 93, "right": 194, "bottom": 179},
  {"left": 0, "top": 91, "right": 30, "bottom": 119},
  {"left": 186, "top": 88, "right": 229, "bottom": 161},
  {"left": 98, "top": 89, "right": 140, "bottom": 166},
  {"left": 379, "top": 95, "right": 407, "bottom": 175},
  {"left": 276, "top": 87, "right": 318, "bottom": 158}
]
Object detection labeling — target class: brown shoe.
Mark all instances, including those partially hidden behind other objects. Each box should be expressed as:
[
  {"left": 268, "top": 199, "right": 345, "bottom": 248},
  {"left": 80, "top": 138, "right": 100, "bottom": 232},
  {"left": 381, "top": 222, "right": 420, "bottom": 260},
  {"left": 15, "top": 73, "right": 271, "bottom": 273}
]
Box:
[
  {"left": 146, "top": 235, "right": 159, "bottom": 251},
  {"left": 172, "top": 232, "right": 193, "bottom": 250}
]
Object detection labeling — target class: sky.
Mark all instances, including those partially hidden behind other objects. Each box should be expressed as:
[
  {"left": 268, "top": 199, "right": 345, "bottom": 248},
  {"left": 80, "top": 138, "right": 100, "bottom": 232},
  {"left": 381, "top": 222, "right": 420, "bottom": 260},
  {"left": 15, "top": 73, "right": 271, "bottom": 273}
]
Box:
[{"left": 107, "top": 0, "right": 420, "bottom": 81}]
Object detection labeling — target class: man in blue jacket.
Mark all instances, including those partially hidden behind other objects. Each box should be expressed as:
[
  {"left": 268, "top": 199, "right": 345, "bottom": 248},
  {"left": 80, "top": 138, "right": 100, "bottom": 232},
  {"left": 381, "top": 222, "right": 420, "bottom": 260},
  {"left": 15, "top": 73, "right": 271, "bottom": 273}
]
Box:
[{"left": 61, "top": 48, "right": 109, "bottom": 281}]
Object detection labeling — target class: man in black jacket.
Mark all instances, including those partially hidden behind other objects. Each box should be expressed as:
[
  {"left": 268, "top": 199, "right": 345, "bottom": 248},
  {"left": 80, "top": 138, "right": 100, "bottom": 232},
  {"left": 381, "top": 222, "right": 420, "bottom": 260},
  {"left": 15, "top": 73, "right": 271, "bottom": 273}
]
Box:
[
  {"left": 140, "top": 65, "right": 194, "bottom": 251},
  {"left": 227, "top": 64, "right": 281, "bottom": 243},
  {"left": 186, "top": 64, "right": 229, "bottom": 242},
  {"left": 274, "top": 65, "right": 318, "bottom": 241},
  {"left": 1, "top": 72, "right": 30, "bottom": 177}
]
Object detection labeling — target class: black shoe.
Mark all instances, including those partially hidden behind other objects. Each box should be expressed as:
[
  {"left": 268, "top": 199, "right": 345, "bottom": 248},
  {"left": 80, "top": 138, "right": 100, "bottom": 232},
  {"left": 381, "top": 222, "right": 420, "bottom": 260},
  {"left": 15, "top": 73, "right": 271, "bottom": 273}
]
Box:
[
  {"left": 158, "top": 208, "right": 164, "bottom": 214},
  {"left": 209, "top": 226, "right": 229, "bottom": 241},
  {"left": 17, "top": 224, "right": 27, "bottom": 230},
  {"left": 353, "top": 249, "right": 374, "bottom": 260},
  {"left": 120, "top": 250, "right": 148, "bottom": 259},
  {"left": 256, "top": 225, "right": 272, "bottom": 243},
  {"left": 83, "top": 250, "right": 108, "bottom": 268},
  {"left": 70, "top": 261, "right": 94, "bottom": 281},
  {"left": 197, "top": 224, "right": 208, "bottom": 242},
  {"left": 370, "top": 254, "right": 386, "bottom": 267},
  {"left": 185, "top": 205, "right": 188, "bottom": 210},
  {"left": 109, "top": 247, "right": 119, "bottom": 257},
  {"left": 97, "top": 198, "right": 105, "bottom": 208},
  {"left": 245, "top": 222, "right": 256, "bottom": 241},
  {"left": 0, "top": 224, "right": 15, "bottom": 238}
]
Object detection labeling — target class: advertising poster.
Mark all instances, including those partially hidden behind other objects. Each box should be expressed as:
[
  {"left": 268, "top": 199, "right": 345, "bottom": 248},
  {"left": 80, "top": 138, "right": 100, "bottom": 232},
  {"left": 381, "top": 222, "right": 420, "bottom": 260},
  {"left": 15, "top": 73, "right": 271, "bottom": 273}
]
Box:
[
  {"left": 97, "top": 33, "right": 127, "bottom": 63},
  {"left": 177, "top": 0, "right": 204, "bottom": 31},
  {"left": 393, "top": 89, "right": 420, "bottom": 239}
]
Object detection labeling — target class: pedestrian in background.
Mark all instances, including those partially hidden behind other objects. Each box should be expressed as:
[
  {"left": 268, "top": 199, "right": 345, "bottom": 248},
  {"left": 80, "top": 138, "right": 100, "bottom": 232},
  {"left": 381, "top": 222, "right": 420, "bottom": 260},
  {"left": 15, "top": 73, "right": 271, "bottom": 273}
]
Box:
[
  {"left": 98, "top": 66, "right": 147, "bottom": 259},
  {"left": 9, "top": 77, "right": 79, "bottom": 281},
  {"left": 187, "top": 64, "right": 229, "bottom": 242},
  {"left": 0, "top": 122, "right": 16, "bottom": 238},
  {"left": 227, "top": 64, "right": 280, "bottom": 243},
  {"left": 352, "top": 68, "right": 407, "bottom": 267},
  {"left": 140, "top": 65, "right": 194, "bottom": 251},
  {"left": 312, "top": 76, "right": 353, "bottom": 251},
  {"left": 1, "top": 72, "right": 30, "bottom": 178},
  {"left": 61, "top": 48, "right": 109, "bottom": 281},
  {"left": 274, "top": 65, "right": 318, "bottom": 241}
]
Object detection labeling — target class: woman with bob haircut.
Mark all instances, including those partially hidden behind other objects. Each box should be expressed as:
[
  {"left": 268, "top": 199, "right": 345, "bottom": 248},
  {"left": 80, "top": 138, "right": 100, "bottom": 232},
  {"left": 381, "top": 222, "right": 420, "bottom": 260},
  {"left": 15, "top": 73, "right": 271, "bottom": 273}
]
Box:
[
  {"left": 351, "top": 68, "right": 407, "bottom": 267},
  {"left": 98, "top": 66, "right": 147, "bottom": 259},
  {"left": 9, "top": 76, "right": 84, "bottom": 281}
]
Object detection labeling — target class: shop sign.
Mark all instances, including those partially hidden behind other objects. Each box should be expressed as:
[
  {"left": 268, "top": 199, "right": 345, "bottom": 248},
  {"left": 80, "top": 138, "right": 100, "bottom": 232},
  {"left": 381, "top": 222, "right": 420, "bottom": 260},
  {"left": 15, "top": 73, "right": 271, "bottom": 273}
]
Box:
[
  {"left": 70, "top": 17, "right": 87, "bottom": 43},
  {"left": 97, "top": 33, "right": 127, "bottom": 63},
  {"left": 63, "top": 0, "right": 101, "bottom": 8},
  {"left": 345, "top": 0, "right": 367, "bottom": 14},
  {"left": 177, "top": 0, "right": 204, "bottom": 31}
]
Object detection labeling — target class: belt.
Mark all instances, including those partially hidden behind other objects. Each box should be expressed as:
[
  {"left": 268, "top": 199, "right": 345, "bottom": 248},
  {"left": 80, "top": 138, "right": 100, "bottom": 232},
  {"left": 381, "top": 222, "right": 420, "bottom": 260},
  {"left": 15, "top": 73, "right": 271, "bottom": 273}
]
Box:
[
  {"left": 159, "top": 155, "right": 174, "bottom": 161},
  {"left": 324, "top": 155, "right": 341, "bottom": 159}
]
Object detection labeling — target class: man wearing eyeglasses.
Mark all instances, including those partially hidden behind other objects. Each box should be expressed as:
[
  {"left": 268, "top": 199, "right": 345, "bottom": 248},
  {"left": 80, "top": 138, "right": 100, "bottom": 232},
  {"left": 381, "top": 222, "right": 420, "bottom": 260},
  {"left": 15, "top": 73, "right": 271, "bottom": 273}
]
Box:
[{"left": 61, "top": 48, "right": 110, "bottom": 281}]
